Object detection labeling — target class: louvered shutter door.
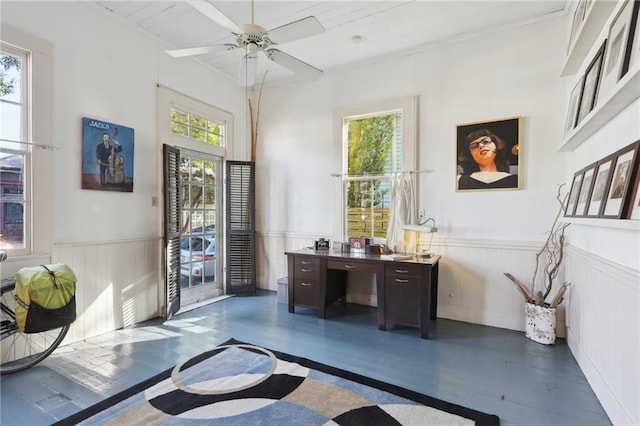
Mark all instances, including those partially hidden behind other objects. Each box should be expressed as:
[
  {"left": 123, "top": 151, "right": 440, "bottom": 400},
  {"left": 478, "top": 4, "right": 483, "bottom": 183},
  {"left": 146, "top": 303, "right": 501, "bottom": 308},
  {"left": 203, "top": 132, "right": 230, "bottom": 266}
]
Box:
[
  {"left": 225, "top": 161, "right": 256, "bottom": 295},
  {"left": 163, "top": 144, "right": 181, "bottom": 317}
]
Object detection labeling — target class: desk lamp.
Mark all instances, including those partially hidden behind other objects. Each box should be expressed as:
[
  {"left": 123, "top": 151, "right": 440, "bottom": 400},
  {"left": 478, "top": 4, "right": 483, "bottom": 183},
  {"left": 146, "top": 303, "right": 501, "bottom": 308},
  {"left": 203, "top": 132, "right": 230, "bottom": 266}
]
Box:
[{"left": 402, "top": 218, "right": 438, "bottom": 258}]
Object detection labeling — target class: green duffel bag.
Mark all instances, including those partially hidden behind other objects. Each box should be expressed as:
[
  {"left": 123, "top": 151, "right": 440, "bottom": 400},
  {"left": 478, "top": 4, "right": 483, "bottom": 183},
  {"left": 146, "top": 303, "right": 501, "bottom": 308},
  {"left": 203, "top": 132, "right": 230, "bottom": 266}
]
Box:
[{"left": 14, "top": 263, "right": 77, "bottom": 333}]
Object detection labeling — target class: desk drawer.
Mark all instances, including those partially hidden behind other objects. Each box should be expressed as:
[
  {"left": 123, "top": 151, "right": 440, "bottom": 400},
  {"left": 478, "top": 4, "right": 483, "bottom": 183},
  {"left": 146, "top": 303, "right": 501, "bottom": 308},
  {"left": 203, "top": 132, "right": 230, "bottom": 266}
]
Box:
[
  {"left": 385, "top": 275, "right": 420, "bottom": 326},
  {"left": 295, "top": 256, "right": 320, "bottom": 278},
  {"left": 385, "top": 263, "right": 422, "bottom": 278},
  {"left": 327, "top": 259, "right": 375, "bottom": 273},
  {"left": 293, "top": 277, "right": 318, "bottom": 308}
]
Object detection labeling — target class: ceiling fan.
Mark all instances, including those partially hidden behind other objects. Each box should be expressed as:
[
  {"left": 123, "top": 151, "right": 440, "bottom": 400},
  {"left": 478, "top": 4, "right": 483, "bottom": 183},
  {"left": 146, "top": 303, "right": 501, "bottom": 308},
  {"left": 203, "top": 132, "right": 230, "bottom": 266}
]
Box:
[{"left": 167, "top": 0, "right": 325, "bottom": 86}]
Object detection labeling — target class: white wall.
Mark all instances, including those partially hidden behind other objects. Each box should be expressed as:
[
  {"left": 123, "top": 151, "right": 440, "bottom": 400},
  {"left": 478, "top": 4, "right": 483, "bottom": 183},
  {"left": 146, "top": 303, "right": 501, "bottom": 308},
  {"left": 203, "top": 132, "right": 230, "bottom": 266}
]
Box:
[
  {"left": 1, "top": 1, "right": 248, "bottom": 340},
  {"left": 255, "top": 13, "right": 639, "bottom": 426},
  {"left": 256, "top": 17, "right": 568, "bottom": 304}
]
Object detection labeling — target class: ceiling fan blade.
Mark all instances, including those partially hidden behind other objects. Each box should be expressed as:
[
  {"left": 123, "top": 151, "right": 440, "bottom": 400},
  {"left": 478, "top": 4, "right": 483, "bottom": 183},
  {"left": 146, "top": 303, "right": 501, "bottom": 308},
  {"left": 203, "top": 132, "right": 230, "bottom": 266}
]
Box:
[
  {"left": 166, "top": 45, "right": 227, "bottom": 58},
  {"left": 238, "top": 54, "right": 258, "bottom": 87},
  {"left": 186, "top": 0, "right": 244, "bottom": 34},
  {"left": 267, "top": 49, "right": 323, "bottom": 80},
  {"left": 267, "top": 16, "right": 325, "bottom": 45}
]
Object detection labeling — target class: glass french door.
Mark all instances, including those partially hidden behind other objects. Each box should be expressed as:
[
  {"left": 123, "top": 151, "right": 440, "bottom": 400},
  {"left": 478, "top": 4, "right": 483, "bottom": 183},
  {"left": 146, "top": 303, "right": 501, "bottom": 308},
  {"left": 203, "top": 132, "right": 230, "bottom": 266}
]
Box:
[{"left": 179, "top": 149, "right": 223, "bottom": 306}]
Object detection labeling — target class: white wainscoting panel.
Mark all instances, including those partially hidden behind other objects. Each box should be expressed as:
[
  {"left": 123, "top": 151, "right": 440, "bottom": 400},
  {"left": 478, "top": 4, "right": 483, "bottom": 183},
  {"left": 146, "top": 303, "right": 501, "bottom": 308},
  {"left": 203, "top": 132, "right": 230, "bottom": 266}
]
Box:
[
  {"left": 565, "top": 245, "right": 639, "bottom": 426},
  {"left": 53, "top": 238, "right": 161, "bottom": 344}
]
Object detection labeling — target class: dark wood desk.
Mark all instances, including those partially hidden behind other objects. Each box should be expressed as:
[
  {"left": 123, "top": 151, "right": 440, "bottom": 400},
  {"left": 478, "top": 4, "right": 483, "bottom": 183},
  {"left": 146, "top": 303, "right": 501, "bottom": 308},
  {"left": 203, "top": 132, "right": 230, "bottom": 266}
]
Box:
[{"left": 285, "top": 248, "right": 440, "bottom": 339}]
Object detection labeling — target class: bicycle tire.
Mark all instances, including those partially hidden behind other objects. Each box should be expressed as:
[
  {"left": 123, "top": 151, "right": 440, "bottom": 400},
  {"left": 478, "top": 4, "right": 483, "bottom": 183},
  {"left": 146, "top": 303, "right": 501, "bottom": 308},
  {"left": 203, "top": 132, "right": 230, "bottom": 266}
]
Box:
[{"left": 0, "top": 281, "right": 70, "bottom": 375}]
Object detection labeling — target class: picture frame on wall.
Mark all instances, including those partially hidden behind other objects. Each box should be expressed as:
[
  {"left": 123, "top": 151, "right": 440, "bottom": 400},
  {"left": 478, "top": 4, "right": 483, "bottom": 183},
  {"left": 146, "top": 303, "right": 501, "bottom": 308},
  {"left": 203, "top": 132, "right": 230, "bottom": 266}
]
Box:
[
  {"left": 81, "top": 117, "right": 135, "bottom": 192},
  {"left": 565, "top": 170, "right": 584, "bottom": 217},
  {"left": 598, "top": 0, "right": 636, "bottom": 103},
  {"left": 626, "top": 0, "right": 640, "bottom": 71},
  {"left": 569, "top": 0, "right": 587, "bottom": 51},
  {"left": 455, "top": 117, "right": 520, "bottom": 191},
  {"left": 629, "top": 175, "right": 640, "bottom": 220},
  {"left": 565, "top": 76, "right": 584, "bottom": 135},
  {"left": 586, "top": 155, "right": 614, "bottom": 217},
  {"left": 577, "top": 41, "right": 606, "bottom": 124},
  {"left": 575, "top": 162, "right": 596, "bottom": 217},
  {"left": 601, "top": 141, "right": 640, "bottom": 218}
]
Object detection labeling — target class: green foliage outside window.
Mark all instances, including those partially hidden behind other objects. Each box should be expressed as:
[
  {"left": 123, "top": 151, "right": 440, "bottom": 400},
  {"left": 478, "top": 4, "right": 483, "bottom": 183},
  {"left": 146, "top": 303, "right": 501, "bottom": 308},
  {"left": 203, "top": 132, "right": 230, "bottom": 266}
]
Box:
[
  {"left": 345, "top": 114, "right": 398, "bottom": 238},
  {"left": 346, "top": 115, "right": 394, "bottom": 208},
  {"left": 0, "top": 54, "right": 20, "bottom": 97}
]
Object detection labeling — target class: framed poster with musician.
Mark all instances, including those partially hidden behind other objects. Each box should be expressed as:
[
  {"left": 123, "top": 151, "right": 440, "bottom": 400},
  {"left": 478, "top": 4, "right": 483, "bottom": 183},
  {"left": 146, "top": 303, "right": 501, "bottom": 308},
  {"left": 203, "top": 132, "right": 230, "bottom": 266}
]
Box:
[{"left": 81, "top": 117, "right": 135, "bottom": 192}]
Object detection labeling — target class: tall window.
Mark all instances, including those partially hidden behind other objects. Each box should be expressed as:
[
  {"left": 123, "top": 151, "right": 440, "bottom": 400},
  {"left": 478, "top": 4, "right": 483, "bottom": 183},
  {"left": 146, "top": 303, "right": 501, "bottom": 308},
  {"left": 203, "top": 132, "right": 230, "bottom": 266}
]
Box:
[
  {"left": 0, "top": 44, "right": 28, "bottom": 252},
  {"left": 343, "top": 113, "right": 401, "bottom": 239},
  {"left": 334, "top": 97, "right": 417, "bottom": 241}
]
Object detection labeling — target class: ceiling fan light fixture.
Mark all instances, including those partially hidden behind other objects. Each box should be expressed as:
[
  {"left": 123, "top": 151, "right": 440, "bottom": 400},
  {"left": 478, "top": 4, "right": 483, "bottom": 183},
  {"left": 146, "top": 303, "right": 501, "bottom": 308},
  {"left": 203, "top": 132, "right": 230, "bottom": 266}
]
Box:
[
  {"left": 246, "top": 42, "right": 259, "bottom": 57},
  {"left": 238, "top": 54, "right": 258, "bottom": 87}
]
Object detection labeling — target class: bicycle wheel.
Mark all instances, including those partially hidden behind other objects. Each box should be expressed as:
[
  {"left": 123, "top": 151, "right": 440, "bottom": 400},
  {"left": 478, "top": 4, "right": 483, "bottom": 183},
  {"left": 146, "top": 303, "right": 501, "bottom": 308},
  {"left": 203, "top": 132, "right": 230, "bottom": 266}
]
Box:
[{"left": 0, "top": 281, "right": 70, "bottom": 374}]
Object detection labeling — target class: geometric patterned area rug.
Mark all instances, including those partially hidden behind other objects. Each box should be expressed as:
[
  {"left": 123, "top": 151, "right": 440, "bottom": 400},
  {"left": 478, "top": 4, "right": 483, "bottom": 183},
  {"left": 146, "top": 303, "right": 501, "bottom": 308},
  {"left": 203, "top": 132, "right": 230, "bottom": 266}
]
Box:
[{"left": 55, "top": 338, "right": 500, "bottom": 425}]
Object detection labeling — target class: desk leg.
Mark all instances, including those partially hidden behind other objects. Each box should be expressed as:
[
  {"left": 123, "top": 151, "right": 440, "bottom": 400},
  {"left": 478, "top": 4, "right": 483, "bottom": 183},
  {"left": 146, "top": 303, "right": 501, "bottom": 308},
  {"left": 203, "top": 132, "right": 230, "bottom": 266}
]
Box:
[
  {"left": 375, "top": 263, "right": 386, "bottom": 331},
  {"left": 421, "top": 274, "right": 430, "bottom": 339},
  {"left": 287, "top": 256, "right": 294, "bottom": 313},
  {"left": 319, "top": 259, "right": 327, "bottom": 319},
  {"left": 430, "top": 262, "right": 439, "bottom": 320}
]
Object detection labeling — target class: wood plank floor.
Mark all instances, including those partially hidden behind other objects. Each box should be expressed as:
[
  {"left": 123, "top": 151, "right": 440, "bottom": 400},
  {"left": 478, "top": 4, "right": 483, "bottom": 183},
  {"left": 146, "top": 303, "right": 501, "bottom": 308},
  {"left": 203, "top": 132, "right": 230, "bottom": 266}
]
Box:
[{"left": 0, "top": 291, "right": 611, "bottom": 425}]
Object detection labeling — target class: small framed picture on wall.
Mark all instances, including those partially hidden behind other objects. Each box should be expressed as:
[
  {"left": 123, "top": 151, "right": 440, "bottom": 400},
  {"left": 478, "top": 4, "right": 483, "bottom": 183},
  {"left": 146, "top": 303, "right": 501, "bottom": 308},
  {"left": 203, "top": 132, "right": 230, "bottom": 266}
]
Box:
[
  {"left": 601, "top": 141, "right": 640, "bottom": 218},
  {"left": 565, "top": 171, "right": 584, "bottom": 217},
  {"left": 577, "top": 41, "right": 606, "bottom": 124},
  {"left": 628, "top": 0, "right": 640, "bottom": 71},
  {"left": 569, "top": 0, "right": 588, "bottom": 50},
  {"left": 565, "top": 76, "right": 584, "bottom": 135},
  {"left": 629, "top": 178, "right": 640, "bottom": 220},
  {"left": 574, "top": 162, "right": 596, "bottom": 217},
  {"left": 586, "top": 156, "right": 614, "bottom": 217},
  {"left": 598, "top": 0, "right": 636, "bottom": 102}
]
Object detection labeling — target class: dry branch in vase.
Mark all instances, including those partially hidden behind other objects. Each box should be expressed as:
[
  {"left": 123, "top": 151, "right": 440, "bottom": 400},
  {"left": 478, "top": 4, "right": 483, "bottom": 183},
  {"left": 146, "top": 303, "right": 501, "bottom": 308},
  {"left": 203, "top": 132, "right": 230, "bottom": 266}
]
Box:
[{"left": 504, "top": 184, "right": 570, "bottom": 308}]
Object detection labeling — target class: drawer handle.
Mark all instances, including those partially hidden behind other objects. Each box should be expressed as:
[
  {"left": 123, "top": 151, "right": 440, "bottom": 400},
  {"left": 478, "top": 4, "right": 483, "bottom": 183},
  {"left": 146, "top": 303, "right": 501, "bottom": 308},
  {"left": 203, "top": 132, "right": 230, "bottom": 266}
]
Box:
[
  {"left": 301, "top": 268, "right": 311, "bottom": 272},
  {"left": 395, "top": 279, "right": 409, "bottom": 283},
  {"left": 395, "top": 269, "right": 409, "bottom": 274},
  {"left": 301, "top": 282, "right": 312, "bottom": 286},
  {"left": 345, "top": 264, "right": 356, "bottom": 269},
  {"left": 301, "top": 261, "right": 311, "bottom": 265}
]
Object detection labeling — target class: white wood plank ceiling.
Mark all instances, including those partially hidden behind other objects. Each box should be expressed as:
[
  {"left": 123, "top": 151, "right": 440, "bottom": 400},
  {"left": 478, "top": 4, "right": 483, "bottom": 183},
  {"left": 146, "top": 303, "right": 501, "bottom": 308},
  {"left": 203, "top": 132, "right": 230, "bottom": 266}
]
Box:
[{"left": 91, "top": 1, "right": 568, "bottom": 86}]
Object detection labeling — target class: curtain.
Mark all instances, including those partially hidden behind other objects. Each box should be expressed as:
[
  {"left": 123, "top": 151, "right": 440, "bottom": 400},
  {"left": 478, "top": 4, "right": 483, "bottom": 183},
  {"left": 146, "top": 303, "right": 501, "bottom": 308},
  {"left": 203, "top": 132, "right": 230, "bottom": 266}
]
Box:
[{"left": 386, "top": 173, "right": 416, "bottom": 253}]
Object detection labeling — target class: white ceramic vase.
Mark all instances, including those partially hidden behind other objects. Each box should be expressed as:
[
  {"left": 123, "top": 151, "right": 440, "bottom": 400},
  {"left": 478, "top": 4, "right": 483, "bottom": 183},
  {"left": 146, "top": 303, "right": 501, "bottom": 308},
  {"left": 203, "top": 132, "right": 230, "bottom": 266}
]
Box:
[{"left": 525, "top": 302, "right": 556, "bottom": 345}]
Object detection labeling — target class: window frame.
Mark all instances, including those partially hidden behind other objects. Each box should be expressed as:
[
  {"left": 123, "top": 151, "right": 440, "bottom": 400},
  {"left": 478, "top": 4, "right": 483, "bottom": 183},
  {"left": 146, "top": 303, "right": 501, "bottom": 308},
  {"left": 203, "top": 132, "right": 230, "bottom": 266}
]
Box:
[
  {"left": 1, "top": 27, "right": 53, "bottom": 260},
  {"left": 332, "top": 96, "right": 418, "bottom": 241}
]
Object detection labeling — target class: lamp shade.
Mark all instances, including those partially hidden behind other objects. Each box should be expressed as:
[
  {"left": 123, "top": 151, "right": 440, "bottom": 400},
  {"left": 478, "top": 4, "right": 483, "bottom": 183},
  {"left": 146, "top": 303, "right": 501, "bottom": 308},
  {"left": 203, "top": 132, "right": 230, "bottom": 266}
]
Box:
[{"left": 402, "top": 218, "right": 437, "bottom": 257}]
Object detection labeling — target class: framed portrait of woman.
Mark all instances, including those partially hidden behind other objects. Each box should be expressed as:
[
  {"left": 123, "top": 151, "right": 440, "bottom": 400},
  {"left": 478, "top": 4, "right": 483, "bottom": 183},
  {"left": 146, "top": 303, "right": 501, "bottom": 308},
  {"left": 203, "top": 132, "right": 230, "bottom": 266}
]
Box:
[
  {"left": 455, "top": 117, "right": 521, "bottom": 192},
  {"left": 601, "top": 141, "right": 640, "bottom": 218}
]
